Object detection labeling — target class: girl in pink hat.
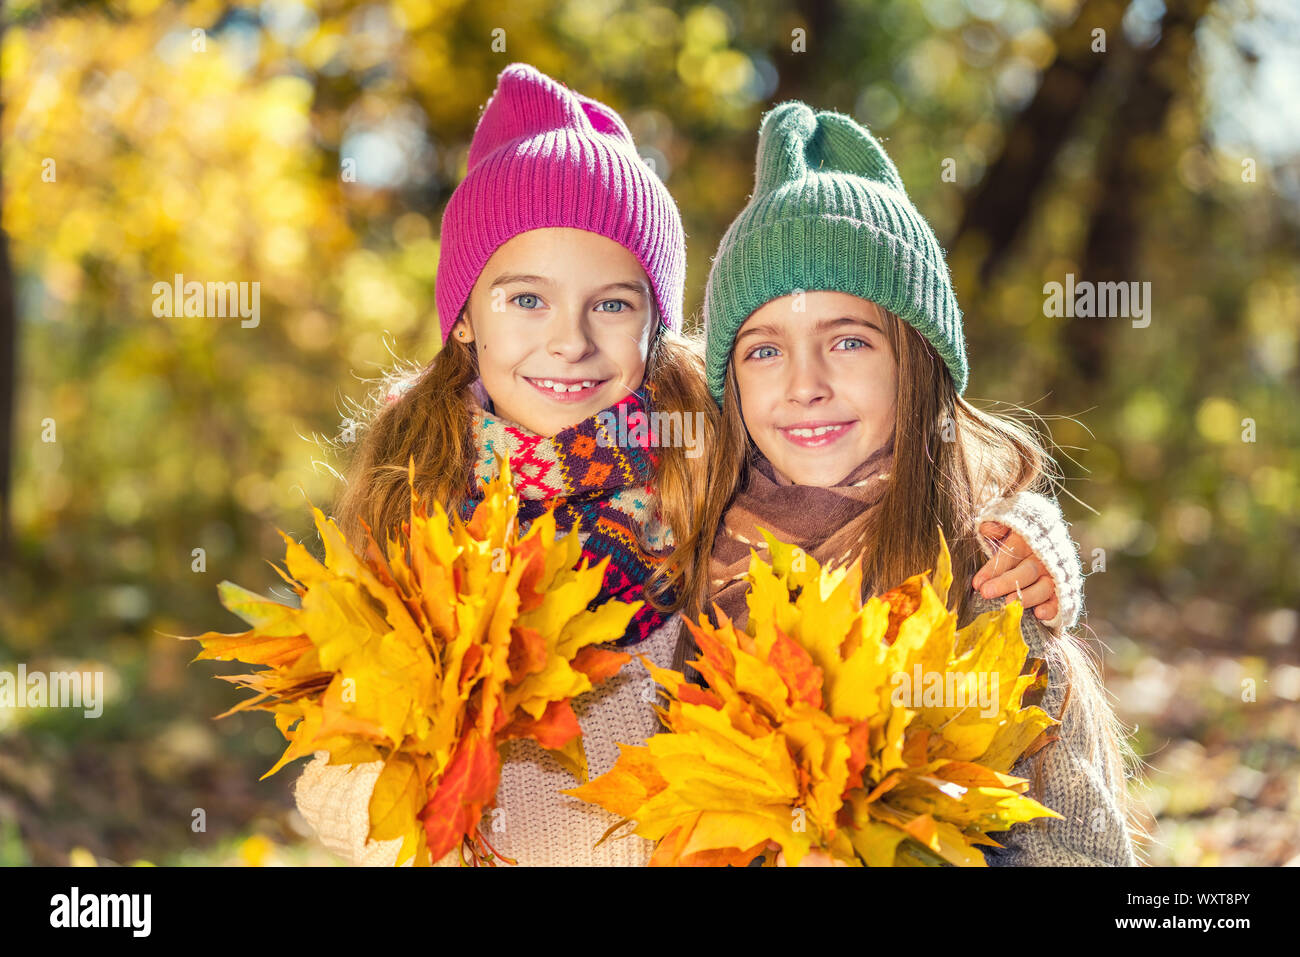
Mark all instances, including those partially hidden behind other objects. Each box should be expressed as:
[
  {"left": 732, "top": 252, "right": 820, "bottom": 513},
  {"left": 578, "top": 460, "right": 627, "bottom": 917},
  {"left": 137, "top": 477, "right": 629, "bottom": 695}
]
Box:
[{"left": 293, "top": 62, "right": 715, "bottom": 866}]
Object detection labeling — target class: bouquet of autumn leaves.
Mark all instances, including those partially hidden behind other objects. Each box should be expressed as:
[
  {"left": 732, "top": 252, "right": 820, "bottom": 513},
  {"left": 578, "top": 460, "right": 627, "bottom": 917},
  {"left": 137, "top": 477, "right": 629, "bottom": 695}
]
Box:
[
  {"left": 566, "top": 530, "right": 1062, "bottom": 866},
  {"left": 178, "top": 457, "right": 641, "bottom": 866}
]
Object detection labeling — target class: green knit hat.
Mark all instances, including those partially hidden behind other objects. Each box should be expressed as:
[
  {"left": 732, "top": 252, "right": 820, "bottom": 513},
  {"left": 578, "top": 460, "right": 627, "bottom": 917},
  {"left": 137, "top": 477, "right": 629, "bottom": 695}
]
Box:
[{"left": 704, "top": 101, "right": 968, "bottom": 405}]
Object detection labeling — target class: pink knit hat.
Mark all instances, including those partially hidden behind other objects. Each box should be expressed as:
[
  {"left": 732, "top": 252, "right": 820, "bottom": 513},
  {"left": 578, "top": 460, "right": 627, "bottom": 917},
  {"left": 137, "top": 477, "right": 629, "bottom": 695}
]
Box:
[{"left": 435, "top": 63, "right": 685, "bottom": 343}]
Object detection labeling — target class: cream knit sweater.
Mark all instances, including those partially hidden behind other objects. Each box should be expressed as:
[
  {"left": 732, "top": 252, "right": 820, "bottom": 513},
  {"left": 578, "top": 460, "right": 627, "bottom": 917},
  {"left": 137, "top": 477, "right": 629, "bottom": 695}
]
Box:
[{"left": 292, "top": 616, "right": 680, "bottom": 867}]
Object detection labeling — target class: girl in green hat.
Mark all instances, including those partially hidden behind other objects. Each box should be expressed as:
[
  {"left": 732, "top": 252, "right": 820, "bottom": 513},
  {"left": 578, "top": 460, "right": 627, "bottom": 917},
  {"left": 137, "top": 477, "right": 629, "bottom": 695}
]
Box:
[{"left": 684, "top": 101, "right": 1142, "bottom": 866}]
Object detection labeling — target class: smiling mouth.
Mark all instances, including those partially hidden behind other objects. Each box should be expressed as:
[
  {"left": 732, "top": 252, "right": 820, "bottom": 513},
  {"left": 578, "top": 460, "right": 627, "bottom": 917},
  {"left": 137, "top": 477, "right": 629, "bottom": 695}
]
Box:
[
  {"left": 778, "top": 421, "right": 856, "bottom": 447},
  {"left": 523, "top": 376, "right": 610, "bottom": 401}
]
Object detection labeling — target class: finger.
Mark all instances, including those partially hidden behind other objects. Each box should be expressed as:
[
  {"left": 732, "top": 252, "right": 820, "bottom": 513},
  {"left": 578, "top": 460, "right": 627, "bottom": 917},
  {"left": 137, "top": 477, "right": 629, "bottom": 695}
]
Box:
[
  {"left": 979, "top": 521, "right": 1011, "bottom": 541},
  {"left": 979, "top": 559, "right": 1045, "bottom": 598},
  {"left": 1010, "top": 576, "right": 1054, "bottom": 609},
  {"left": 1034, "top": 597, "right": 1060, "bottom": 622},
  {"left": 973, "top": 541, "right": 1020, "bottom": 587},
  {"left": 995, "top": 530, "right": 1033, "bottom": 562}
]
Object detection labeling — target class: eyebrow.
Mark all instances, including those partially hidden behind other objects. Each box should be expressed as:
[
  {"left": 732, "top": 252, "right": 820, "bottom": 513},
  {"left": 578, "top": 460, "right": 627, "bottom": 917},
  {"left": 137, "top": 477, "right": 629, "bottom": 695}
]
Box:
[
  {"left": 488, "top": 275, "right": 650, "bottom": 298},
  {"left": 489, "top": 273, "right": 554, "bottom": 288},
  {"left": 735, "top": 314, "right": 882, "bottom": 344},
  {"left": 593, "top": 280, "right": 650, "bottom": 298}
]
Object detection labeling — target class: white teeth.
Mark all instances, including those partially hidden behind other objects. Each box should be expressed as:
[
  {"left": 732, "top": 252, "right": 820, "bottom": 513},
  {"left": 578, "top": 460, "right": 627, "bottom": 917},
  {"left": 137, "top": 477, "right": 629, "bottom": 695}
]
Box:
[
  {"left": 536, "top": 379, "right": 598, "bottom": 393},
  {"left": 788, "top": 425, "right": 842, "bottom": 437}
]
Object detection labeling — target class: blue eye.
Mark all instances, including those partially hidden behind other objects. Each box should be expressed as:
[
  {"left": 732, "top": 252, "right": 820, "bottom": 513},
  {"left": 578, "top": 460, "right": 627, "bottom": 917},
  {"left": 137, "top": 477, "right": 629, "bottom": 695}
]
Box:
[
  {"left": 512, "top": 293, "right": 542, "bottom": 309},
  {"left": 596, "top": 300, "right": 629, "bottom": 313},
  {"left": 834, "top": 337, "right": 869, "bottom": 351},
  {"left": 747, "top": 345, "right": 779, "bottom": 360}
]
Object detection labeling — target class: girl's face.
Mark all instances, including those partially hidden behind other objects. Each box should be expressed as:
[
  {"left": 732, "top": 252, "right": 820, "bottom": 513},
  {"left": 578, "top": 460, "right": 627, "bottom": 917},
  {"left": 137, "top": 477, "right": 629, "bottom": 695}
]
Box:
[
  {"left": 732, "top": 291, "right": 897, "bottom": 487},
  {"left": 452, "top": 227, "right": 655, "bottom": 437}
]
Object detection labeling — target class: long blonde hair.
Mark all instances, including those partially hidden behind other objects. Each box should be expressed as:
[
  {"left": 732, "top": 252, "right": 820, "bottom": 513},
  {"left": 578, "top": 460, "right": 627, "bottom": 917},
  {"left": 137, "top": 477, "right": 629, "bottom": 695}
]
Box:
[
  {"left": 329, "top": 307, "right": 720, "bottom": 619},
  {"left": 680, "top": 308, "right": 1149, "bottom": 859}
]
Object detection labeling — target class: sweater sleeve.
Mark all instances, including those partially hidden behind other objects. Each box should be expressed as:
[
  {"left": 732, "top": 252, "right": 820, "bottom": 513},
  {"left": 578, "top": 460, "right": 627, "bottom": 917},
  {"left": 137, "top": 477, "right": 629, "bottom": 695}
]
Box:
[
  {"left": 975, "top": 490, "right": 1084, "bottom": 636},
  {"left": 970, "top": 593, "right": 1137, "bottom": 867},
  {"left": 292, "top": 616, "right": 682, "bottom": 866},
  {"left": 292, "top": 751, "right": 434, "bottom": 866}
]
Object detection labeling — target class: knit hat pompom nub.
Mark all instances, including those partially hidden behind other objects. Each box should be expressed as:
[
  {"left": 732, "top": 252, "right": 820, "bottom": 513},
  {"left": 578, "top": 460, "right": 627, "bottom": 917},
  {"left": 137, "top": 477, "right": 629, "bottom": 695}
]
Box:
[
  {"left": 703, "top": 100, "right": 968, "bottom": 405},
  {"left": 435, "top": 63, "right": 686, "bottom": 343}
]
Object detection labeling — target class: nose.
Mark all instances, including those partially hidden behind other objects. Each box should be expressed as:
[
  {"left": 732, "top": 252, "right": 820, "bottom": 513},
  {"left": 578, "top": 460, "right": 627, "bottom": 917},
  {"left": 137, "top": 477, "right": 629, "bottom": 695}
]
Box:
[
  {"left": 545, "top": 303, "right": 596, "bottom": 362},
  {"left": 784, "top": 346, "right": 831, "bottom": 405}
]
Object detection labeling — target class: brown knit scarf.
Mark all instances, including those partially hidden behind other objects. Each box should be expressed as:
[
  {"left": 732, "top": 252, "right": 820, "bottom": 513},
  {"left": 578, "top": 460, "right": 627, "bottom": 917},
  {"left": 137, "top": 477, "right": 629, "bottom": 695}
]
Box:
[{"left": 706, "top": 434, "right": 896, "bottom": 632}]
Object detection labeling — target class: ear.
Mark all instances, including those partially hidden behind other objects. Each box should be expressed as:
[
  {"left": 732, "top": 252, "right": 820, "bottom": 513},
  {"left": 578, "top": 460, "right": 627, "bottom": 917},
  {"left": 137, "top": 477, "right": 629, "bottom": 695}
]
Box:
[{"left": 450, "top": 312, "right": 476, "bottom": 343}]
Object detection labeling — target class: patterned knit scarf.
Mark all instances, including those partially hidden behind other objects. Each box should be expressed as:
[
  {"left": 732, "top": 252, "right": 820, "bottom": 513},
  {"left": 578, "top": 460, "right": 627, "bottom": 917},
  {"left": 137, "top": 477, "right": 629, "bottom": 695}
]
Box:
[
  {"left": 708, "top": 435, "right": 895, "bottom": 632},
  {"left": 460, "top": 384, "right": 676, "bottom": 647}
]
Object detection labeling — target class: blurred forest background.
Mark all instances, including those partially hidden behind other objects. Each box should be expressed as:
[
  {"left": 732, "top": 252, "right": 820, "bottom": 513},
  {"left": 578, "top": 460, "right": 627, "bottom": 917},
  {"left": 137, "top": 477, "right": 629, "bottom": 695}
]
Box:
[{"left": 1, "top": 0, "right": 1297, "bottom": 866}]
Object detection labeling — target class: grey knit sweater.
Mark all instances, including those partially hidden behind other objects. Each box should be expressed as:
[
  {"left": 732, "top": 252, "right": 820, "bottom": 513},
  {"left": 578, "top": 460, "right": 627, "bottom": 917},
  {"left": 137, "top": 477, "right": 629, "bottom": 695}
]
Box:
[{"left": 968, "top": 589, "right": 1137, "bottom": 866}]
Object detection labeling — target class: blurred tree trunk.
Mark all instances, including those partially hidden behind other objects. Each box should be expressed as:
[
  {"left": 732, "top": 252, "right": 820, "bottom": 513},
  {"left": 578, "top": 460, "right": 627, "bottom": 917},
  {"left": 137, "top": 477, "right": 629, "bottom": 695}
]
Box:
[
  {"left": 1065, "top": 0, "right": 1212, "bottom": 382},
  {"left": 770, "top": 0, "right": 837, "bottom": 104},
  {"left": 0, "top": 231, "right": 12, "bottom": 564},
  {"left": 0, "top": 25, "right": 14, "bottom": 565},
  {"left": 950, "top": 0, "right": 1127, "bottom": 285}
]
